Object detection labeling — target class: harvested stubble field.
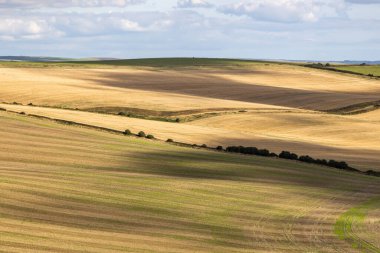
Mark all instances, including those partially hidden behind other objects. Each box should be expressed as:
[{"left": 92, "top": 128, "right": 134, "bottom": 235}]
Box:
[
  {"left": 0, "top": 111, "right": 380, "bottom": 253},
  {"left": 2, "top": 102, "right": 380, "bottom": 171},
  {"left": 1, "top": 59, "right": 380, "bottom": 111},
  {"left": 1, "top": 59, "right": 380, "bottom": 170}
]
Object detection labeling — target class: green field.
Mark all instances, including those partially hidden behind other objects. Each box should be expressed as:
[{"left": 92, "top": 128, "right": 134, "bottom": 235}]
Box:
[
  {"left": 1, "top": 110, "right": 379, "bottom": 252},
  {"left": 332, "top": 65, "right": 380, "bottom": 77},
  {"left": 0, "top": 58, "right": 281, "bottom": 69}
]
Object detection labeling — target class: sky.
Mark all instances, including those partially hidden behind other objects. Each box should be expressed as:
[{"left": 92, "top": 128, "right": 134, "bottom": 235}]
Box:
[{"left": 0, "top": 0, "right": 379, "bottom": 60}]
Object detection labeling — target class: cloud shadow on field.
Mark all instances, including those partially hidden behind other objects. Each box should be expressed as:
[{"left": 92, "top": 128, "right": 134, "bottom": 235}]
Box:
[
  {"left": 77, "top": 69, "right": 380, "bottom": 110},
  {"left": 114, "top": 145, "right": 380, "bottom": 194}
]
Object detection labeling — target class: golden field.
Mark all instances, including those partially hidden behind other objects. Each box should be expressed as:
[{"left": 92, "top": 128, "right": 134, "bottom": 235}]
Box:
[
  {"left": 1, "top": 59, "right": 380, "bottom": 171},
  {"left": 0, "top": 110, "right": 379, "bottom": 252},
  {"left": 2, "top": 103, "right": 380, "bottom": 171}
]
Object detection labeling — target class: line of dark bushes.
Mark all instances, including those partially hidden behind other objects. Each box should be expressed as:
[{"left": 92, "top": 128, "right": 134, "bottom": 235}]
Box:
[{"left": 225, "top": 145, "right": 379, "bottom": 177}]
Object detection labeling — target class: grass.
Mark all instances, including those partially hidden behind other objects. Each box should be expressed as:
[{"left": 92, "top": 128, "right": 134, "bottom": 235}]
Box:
[
  {"left": 1, "top": 110, "right": 380, "bottom": 252},
  {"left": 0, "top": 58, "right": 274, "bottom": 69},
  {"left": 334, "top": 197, "right": 380, "bottom": 252},
  {"left": 332, "top": 65, "right": 380, "bottom": 77}
]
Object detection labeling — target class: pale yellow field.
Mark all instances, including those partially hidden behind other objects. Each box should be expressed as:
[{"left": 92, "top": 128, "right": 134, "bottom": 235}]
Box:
[
  {"left": 1, "top": 62, "right": 380, "bottom": 111},
  {"left": 352, "top": 109, "right": 380, "bottom": 122},
  {"left": 1, "top": 110, "right": 379, "bottom": 252},
  {"left": 3, "top": 103, "right": 380, "bottom": 171}
]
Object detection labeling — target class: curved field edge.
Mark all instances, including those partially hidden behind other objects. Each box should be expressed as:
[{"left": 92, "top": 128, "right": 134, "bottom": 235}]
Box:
[{"left": 334, "top": 197, "right": 380, "bottom": 252}]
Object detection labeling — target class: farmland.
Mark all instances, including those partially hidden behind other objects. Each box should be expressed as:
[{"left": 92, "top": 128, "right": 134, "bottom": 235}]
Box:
[
  {"left": 2, "top": 103, "right": 380, "bottom": 171},
  {"left": 1, "top": 58, "right": 380, "bottom": 252},
  {"left": 0, "top": 110, "right": 379, "bottom": 252},
  {"left": 1, "top": 59, "right": 380, "bottom": 171},
  {"left": 332, "top": 65, "right": 380, "bottom": 77}
]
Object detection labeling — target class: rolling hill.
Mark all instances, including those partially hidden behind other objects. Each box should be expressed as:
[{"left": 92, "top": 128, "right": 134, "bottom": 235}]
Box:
[
  {"left": 0, "top": 110, "right": 379, "bottom": 253},
  {"left": 1, "top": 58, "right": 380, "bottom": 171}
]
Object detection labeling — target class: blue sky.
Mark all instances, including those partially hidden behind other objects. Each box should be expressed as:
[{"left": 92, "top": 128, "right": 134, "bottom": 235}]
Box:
[{"left": 0, "top": 0, "right": 379, "bottom": 60}]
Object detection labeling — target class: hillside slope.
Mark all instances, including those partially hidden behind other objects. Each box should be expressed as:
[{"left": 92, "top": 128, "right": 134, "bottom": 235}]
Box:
[
  {"left": 0, "top": 110, "right": 379, "bottom": 252},
  {"left": 2, "top": 103, "right": 380, "bottom": 171}
]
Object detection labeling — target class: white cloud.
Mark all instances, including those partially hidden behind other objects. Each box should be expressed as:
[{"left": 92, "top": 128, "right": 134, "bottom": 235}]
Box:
[
  {"left": 119, "top": 19, "right": 145, "bottom": 31},
  {"left": 0, "top": 17, "right": 62, "bottom": 40},
  {"left": 219, "top": 0, "right": 346, "bottom": 23},
  {"left": 177, "top": 0, "right": 213, "bottom": 8},
  {"left": 0, "top": 0, "right": 145, "bottom": 8}
]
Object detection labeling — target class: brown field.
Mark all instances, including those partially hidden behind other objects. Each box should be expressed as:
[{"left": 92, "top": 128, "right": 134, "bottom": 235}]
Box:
[{"left": 1, "top": 110, "right": 379, "bottom": 252}]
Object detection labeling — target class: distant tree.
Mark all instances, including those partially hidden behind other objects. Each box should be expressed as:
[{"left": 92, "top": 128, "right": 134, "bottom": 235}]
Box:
[
  {"left": 279, "top": 151, "right": 298, "bottom": 160},
  {"left": 216, "top": 146, "right": 224, "bottom": 151},
  {"left": 138, "top": 131, "right": 146, "bottom": 138},
  {"left": 257, "top": 149, "right": 270, "bottom": 157},
  {"left": 299, "top": 155, "right": 315, "bottom": 163},
  {"left": 166, "top": 138, "right": 174, "bottom": 143},
  {"left": 201, "top": 144, "right": 207, "bottom": 148},
  {"left": 124, "top": 129, "right": 132, "bottom": 135},
  {"left": 325, "top": 63, "right": 331, "bottom": 67},
  {"left": 146, "top": 134, "right": 155, "bottom": 139},
  {"left": 118, "top": 112, "right": 126, "bottom": 116}
]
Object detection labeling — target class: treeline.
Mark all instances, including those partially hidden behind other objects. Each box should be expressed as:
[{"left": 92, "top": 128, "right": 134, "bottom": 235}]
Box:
[{"left": 224, "top": 145, "right": 380, "bottom": 176}]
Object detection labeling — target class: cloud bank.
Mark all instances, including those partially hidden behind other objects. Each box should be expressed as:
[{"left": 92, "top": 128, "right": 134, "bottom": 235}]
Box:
[{"left": 0, "top": 0, "right": 379, "bottom": 60}]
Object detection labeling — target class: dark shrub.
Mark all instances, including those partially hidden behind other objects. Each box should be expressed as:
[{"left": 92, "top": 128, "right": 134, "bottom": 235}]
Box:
[
  {"left": 118, "top": 112, "right": 126, "bottom": 116},
  {"left": 19, "top": 112, "right": 26, "bottom": 115},
  {"left": 166, "top": 139, "right": 174, "bottom": 143},
  {"left": 201, "top": 144, "right": 207, "bottom": 148},
  {"left": 368, "top": 73, "right": 374, "bottom": 77},
  {"left": 0, "top": 107, "right": 6, "bottom": 111},
  {"left": 325, "top": 63, "right": 330, "bottom": 67},
  {"left": 216, "top": 146, "right": 224, "bottom": 151},
  {"left": 28, "top": 103, "right": 33, "bottom": 106},
  {"left": 124, "top": 129, "right": 132, "bottom": 135},
  {"left": 366, "top": 170, "right": 380, "bottom": 177},
  {"left": 269, "top": 152, "right": 278, "bottom": 157},
  {"left": 176, "top": 118, "right": 181, "bottom": 123},
  {"left": 138, "top": 131, "right": 146, "bottom": 138},
  {"left": 244, "top": 147, "right": 258, "bottom": 155},
  {"left": 146, "top": 134, "right": 154, "bottom": 139},
  {"left": 279, "top": 151, "right": 298, "bottom": 160},
  {"left": 328, "top": 160, "right": 349, "bottom": 170},
  {"left": 299, "top": 155, "right": 315, "bottom": 163},
  {"left": 315, "top": 159, "right": 328, "bottom": 166},
  {"left": 257, "top": 149, "right": 270, "bottom": 157},
  {"left": 226, "top": 146, "right": 238, "bottom": 153}
]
